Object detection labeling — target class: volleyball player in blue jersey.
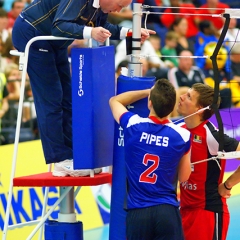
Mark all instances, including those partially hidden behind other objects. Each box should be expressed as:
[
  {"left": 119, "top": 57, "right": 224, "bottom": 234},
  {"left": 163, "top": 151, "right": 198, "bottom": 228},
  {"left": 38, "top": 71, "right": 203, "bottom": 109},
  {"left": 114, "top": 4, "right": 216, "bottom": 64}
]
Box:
[
  {"left": 11, "top": 0, "right": 153, "bottom": 177},
  {"left": 109, "top": 79, "right": 191, "bottom": 240}
]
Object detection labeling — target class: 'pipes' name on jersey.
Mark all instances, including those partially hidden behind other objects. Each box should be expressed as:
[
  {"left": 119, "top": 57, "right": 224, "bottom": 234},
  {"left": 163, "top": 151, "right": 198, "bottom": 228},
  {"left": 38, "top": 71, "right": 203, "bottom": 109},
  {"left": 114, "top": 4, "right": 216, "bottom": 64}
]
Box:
[{"left": 140, "top": 132, "right": 169, "bottom": 147}]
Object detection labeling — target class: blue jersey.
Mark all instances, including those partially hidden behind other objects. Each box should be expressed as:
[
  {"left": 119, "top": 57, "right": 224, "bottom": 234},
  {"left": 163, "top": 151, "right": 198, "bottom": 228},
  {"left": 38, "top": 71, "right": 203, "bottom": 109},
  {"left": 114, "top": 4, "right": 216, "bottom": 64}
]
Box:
[
  {"left": 21, "top": 0, "right": 122, "bottom": 42},
  {"left": 120, "top": 112, "right": 191, "bottom": 210}
]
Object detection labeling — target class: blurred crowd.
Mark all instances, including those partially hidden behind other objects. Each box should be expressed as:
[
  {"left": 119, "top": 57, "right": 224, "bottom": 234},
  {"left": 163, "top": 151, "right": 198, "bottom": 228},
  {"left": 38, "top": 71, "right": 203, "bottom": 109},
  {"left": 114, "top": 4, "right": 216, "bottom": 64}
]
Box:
[
  {"left": 1, "top": 0, "right": 240, "bottom": 144},
  {"left": 112, "top": 0, "right": 240, "bottom": 118},
  {"left": 0, "top": 0, "right": 38, "bottom": 144}
]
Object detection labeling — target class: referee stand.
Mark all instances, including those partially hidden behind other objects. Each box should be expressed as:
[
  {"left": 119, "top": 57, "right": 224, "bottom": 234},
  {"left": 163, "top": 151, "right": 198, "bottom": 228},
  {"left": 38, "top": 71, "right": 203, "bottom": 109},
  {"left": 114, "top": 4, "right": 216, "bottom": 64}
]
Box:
[{"left": 2, "top": 36, "right": 114, "bottom": 240}]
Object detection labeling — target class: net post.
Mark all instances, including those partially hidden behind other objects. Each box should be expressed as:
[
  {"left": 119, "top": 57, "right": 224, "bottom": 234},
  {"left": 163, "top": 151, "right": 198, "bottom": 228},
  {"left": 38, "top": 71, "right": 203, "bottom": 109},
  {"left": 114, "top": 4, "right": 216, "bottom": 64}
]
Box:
[{"left": 128, "top": 3, "right": 142, "bottom": 77}]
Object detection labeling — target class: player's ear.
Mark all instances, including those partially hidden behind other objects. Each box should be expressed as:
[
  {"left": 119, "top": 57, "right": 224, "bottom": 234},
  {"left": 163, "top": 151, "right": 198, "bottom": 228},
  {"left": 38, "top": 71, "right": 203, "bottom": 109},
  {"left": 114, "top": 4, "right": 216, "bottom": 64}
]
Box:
[
  {"left": 197, "top": 106, "right": 204, "bottom": 115},
  {"left": 148, "top": 96, "right": 152, "bottom": 109}
]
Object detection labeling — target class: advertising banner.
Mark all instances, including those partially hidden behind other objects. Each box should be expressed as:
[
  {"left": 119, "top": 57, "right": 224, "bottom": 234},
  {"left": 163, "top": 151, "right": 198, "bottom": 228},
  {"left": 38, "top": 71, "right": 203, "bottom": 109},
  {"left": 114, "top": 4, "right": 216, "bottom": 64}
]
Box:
[{"left": 0, "top": 140, "right": 111, "bottom": 239}]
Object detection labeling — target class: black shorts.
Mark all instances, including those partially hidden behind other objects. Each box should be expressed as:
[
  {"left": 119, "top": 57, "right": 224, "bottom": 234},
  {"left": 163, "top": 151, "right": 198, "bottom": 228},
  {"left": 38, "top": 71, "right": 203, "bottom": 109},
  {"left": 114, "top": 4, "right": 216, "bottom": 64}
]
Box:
[{"left": 126, "top": 204, "right": 184, "bottom": 240}]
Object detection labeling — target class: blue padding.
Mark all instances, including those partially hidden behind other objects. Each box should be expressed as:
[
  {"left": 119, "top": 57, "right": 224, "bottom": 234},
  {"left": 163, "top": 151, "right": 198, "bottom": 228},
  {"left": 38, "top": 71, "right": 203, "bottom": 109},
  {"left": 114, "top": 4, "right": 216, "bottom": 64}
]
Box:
[
  {"left": 44, "top": 220, "right": 83, "bottom": 240},
  {"left": 71, "top": 46, "right": 115, "bottom": 169},
  {"left": 109, "top": 75, "right": 155, "bottom": 240}
]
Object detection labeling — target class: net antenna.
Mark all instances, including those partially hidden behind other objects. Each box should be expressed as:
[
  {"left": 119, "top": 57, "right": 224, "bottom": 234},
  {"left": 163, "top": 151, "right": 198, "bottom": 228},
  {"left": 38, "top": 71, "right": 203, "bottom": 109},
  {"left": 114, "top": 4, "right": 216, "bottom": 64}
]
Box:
[
  {"left": 210, "top": 13, "right": 230, "bottom": 152},
  {"left": 193, "top": 12, "right": 231, "bottom": 168},
  {"left": 210, "top": 11, "right": 240, "bottom": 159}
]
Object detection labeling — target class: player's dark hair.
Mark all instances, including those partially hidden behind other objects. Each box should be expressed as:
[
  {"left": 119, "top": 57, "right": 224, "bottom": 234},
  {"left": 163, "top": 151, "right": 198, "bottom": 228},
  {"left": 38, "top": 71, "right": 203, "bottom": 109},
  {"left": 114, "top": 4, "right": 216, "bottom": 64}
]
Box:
[
  {"left": 150, "top": 79, "right": 176, "bottom": 118},
  {"left": 192, "top": 83, "right": 221, "bottom": 120}
]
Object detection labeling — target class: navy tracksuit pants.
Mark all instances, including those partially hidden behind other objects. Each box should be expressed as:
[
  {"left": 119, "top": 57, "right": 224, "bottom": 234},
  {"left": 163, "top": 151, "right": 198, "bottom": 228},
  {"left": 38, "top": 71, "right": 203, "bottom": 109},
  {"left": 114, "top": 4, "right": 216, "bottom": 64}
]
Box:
[{"left": 12, "top": 16, "right": 73, "bottom": 164}]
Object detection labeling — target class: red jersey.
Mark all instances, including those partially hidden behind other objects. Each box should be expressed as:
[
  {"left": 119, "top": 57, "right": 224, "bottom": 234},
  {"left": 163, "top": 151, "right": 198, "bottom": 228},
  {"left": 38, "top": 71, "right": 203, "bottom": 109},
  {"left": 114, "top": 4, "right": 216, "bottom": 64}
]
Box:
[
  {"left": 179, "top": 120, "right": 239, "bottom": 213},
  {"left": 198, "top": 3, "right": 230, "bottom": 30}
]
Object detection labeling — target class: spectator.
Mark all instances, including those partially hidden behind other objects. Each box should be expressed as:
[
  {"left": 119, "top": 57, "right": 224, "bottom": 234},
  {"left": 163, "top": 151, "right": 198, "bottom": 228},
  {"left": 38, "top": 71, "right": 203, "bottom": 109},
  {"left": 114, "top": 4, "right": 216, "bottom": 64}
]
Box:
[
  {"left": 0, "top": 8, "right": 10, "bottom": 43},
  {"left": 3, "top": 0, "right": 30, "bottom": 12},
  {"left": 2, "top": 63, "right": 21, "bottom": 130},
  {"left": 161, "top": 31, "right": 179, "bottom": 67},
  {"left": 197, "top": 0, "right": 230, "bottom": 31},
  {"left": 168, "top": 50, "right": 205, "bottom": 89},
  {"left": 192, "top": 0, "right": 206, "bottom": 7},
  {"left": 0, "top": 37, "right": 8, "bottom": 73},
  {"left": 2, "top": 35, "right": 19, "bottom": 65},
  {"left": 7, "top": 0, "right": 25, "bottom": 29},
  {"left": 170, "top": 18, "right": 195, "bottom": 55},
  {"left": 22, "top": 83, "right": 39, "bottom": 139},
  {"left": 4, "top": 62, "right": 21, "bottom": 101},
  {"left": 230, "top": 42, "right": 240, "bottom": 79},
  {"left": 0, "top": 71, "right": 9, "bottom": 144},
  {"left": 195, "top": 20, "right": 219, "bottom": 51},
  {"left": 161, "top": 0, "right": 199, "bottom": 39},
  {"left": 148, "top": 34, "right": 162, "bottom": 58},
  {"left": 168, "top": 50, "right": 205, "bottom": 117},
  {"left": 148, "top": 34, "right": 174, "bottom": 69}
]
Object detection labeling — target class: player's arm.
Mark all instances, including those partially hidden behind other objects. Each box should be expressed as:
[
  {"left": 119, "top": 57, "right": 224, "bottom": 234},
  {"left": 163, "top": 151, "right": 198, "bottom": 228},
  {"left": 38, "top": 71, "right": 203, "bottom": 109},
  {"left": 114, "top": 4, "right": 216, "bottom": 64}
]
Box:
[
  {"left": 109, "top": 89, "right": 150, "bottom": 124},
  {"left": 224, "top": 141, "right": 240, "bottom": 160},
  {"left": 178, "top": 151, "right": 191, "bottom": 183},
  {"left": 219, "top": 166, "right": 240, "bottom": 198},
  {"left": 235, "top": 142, "right": 240, "bottom": 152}
]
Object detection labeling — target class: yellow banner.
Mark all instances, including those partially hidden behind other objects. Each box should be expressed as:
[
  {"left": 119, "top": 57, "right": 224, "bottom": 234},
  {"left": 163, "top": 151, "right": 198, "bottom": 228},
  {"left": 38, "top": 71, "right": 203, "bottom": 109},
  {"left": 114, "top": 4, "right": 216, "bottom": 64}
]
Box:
[{"left": 0, "top": 140, "right": 110, "bottom": 239}]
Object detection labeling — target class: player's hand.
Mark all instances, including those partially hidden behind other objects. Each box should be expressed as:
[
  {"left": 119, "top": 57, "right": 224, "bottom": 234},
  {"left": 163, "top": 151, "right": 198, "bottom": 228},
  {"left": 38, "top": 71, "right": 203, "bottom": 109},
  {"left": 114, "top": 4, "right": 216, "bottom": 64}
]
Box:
[
  {"left": 218, "top": 183, "right": 231, "bottom": 198},
  {"left": 91, "top": 27, "right": 111, "bottom": 43}
]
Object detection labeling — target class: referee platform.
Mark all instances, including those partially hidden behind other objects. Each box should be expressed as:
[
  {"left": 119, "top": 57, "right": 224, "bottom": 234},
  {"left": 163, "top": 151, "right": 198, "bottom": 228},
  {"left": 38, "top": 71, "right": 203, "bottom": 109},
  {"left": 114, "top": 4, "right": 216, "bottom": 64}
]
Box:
[{"left": 2, "top": 36, "right": 115, "bottom": 240}]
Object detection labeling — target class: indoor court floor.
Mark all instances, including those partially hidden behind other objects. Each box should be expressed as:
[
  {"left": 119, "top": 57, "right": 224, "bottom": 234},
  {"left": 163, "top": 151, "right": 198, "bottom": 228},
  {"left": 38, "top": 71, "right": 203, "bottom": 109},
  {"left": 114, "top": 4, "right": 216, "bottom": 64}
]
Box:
[{"left": 84, "top": 225, "right": 109, "bottom": 240}]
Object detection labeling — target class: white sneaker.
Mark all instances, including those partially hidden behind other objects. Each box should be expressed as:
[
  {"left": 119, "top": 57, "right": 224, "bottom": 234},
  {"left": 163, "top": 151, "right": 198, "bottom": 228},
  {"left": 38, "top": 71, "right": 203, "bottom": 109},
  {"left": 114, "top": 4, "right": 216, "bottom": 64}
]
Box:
[{"left": 52, "top": 159, "right": 102, "bottom": 177}]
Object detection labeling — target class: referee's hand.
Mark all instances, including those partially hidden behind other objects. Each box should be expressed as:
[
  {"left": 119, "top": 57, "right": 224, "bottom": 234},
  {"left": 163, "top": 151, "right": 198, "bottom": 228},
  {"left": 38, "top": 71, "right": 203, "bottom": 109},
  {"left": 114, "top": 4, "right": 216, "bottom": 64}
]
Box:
[
  {"left": 91, "top": 27, "right": 111, "bottom": 43},
  {"left": 128, "top": 28, "right": 156, "bottom": 44}
]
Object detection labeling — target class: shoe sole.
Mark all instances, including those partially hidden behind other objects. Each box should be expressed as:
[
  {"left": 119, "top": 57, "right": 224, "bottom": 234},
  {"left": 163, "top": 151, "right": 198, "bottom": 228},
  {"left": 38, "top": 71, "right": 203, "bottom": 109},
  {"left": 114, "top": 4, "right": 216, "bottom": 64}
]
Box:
[
  {"left": 52, "top": 171, "right": 68, "bottom": 177},
  {"left": 52, "top": 168, "right": 102, "bottom": 177}
]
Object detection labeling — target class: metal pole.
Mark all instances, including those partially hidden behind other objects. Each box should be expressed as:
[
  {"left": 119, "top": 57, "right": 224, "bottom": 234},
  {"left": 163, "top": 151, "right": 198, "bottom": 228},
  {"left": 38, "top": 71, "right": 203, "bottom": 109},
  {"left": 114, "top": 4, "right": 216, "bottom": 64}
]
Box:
[
  {"left": 58, "top": 187, "right": 76, "bottom": 223},
  {"left": 128, "top": 3, "right": 142, "bottom": 77}
]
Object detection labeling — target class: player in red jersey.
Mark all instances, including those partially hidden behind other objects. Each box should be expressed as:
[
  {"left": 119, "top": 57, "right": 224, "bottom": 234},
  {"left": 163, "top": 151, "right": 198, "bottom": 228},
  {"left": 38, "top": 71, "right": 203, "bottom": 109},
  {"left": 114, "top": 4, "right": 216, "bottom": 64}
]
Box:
[
  {"left": 177, "top": 83, "right": 240, "bottom": 240},
  {"left": 109, "top": 79, "right": 191, "bottom": 240}
]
